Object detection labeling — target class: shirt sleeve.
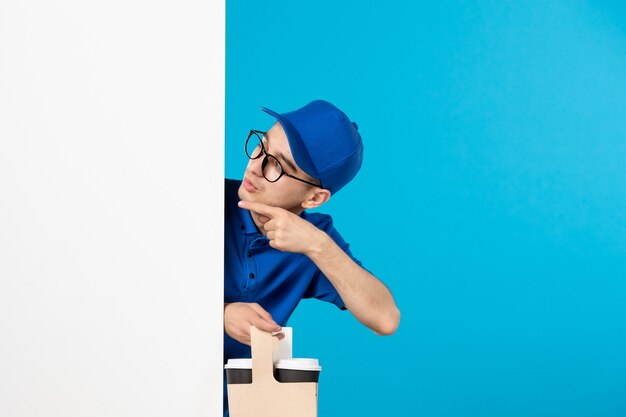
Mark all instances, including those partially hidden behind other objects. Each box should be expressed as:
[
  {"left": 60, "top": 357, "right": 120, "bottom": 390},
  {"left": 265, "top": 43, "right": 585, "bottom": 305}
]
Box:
[{"left": 302, "top": 220, "right": 363, "bottom": 311}]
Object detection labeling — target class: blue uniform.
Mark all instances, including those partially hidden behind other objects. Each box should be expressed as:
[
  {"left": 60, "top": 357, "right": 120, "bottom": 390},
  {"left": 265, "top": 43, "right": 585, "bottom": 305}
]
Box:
[{"left": 223, "top": 178, "right": 361, "bottom": 414}]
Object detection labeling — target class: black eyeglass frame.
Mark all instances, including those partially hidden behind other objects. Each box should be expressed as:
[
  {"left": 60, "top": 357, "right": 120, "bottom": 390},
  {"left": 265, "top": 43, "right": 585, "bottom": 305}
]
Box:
[{"left": 244, "top": 130, "right": 322, "bottom": 188}]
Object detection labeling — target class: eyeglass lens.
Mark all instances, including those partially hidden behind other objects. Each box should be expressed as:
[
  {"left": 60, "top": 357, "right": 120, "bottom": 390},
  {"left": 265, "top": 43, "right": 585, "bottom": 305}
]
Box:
[
  {"left": 245, "top": 132, "right": 263, "bottom": 159},
  {"left": 245, "top": 133, "right": 283, "bottom": 182}
]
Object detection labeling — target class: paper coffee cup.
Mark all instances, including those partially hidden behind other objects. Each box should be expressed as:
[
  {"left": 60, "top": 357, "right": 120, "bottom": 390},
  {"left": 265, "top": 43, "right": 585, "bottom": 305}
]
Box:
[
  {"left": 274, "top": 358, "right": 322, "bottom": 383},
  {"left": 224, "top": 359, "right": 252, "bottom": 384}
]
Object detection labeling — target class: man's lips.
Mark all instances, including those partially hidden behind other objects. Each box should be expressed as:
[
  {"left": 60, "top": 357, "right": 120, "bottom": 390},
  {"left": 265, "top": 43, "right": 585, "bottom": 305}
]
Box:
[{"left": 242, "top": 177, "right": 257, "bottom": 192}]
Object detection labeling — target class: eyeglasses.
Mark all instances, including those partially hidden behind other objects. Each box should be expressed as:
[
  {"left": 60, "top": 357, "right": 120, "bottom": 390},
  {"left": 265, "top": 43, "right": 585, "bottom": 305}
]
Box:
[{"left": 244, "top": 130, "right": 321, "bottom": 188}]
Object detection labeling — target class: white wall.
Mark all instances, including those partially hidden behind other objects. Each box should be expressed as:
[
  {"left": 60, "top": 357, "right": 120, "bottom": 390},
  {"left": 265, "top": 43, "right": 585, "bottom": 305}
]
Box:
[{"left": 0, "top": 1, "right": 223, "bottom": 416}]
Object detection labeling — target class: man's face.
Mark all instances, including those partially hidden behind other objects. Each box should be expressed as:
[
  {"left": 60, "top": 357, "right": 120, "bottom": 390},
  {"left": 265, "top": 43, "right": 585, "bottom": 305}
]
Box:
[{"left": 238, "top": 122, "right": 316, "bottom": 213}]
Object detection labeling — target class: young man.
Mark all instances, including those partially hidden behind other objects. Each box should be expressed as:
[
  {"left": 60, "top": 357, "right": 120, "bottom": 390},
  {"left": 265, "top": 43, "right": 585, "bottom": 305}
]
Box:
[{"left": 223, "top": 100, "right": 400, "bottom": 414}]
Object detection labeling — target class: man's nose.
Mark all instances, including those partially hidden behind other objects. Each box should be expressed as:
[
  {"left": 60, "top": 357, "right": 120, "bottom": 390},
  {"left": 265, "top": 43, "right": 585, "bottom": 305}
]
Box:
[{"left": 248, "top": 155, "right": 264, "bottom": 177}]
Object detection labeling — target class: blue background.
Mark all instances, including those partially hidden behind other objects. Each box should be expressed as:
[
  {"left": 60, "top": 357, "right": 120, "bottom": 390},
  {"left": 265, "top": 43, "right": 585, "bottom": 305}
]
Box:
[{"left": 226, "top": 1, "right": 626, "bottom": 416}]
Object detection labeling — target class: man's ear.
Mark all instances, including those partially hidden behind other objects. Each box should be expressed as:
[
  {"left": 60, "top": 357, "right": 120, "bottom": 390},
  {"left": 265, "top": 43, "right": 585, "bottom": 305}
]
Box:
[{"left": 301, "top": 188, "right": 331, "bottom": 209}]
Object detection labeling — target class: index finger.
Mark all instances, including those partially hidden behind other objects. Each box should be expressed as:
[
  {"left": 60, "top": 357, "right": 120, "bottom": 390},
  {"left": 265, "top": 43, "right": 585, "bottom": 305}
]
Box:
[
  {"left": 251, "top": 316, "right": 282, "bottom": 333},
  {"left": 238, "top": 200, "right": 280, "bottom": 216}
]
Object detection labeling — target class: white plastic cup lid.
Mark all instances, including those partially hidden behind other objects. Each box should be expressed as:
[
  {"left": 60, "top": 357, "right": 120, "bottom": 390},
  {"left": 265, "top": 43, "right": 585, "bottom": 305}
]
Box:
[
  {"left": 224, "top": 359, "right": 252, "bottom": 369},
  {"left": 225, "top": 357, "right": 322, "bottom": 371},
  {"left": 275, "top": 358, "right": 322, "bottom": 372}
]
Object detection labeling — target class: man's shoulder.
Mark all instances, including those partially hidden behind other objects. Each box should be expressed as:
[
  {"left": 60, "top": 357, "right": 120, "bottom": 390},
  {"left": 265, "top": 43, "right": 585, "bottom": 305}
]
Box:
[
  {"left": 224, "top": 178, "right": 241, "bottom": 200},
  {"left": 303, "top": 211, "right": 334, "bottom": 232},
  {"left": 304, "top": 211, "right": 354, "bottom": 252},
  {"left": 225, "top": 178, "right": 241, "bottom": 190},
  {"left": 224, "top": 178, "right": 242, "bottom": 221}
]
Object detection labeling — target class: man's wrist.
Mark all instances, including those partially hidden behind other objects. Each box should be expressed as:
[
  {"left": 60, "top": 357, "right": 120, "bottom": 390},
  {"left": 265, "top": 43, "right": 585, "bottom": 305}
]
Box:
[{"left": 305, "top": 230, "right": 332, "bottom": 260}]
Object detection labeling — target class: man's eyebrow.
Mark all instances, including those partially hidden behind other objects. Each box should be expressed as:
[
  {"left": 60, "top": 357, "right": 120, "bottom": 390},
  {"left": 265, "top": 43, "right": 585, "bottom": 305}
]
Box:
[
  {"left": 275, "top": 151, "right": 298, "bottom": 172},
  {"left": 264, "top": 135, "right": 299, "bottom": 173}
]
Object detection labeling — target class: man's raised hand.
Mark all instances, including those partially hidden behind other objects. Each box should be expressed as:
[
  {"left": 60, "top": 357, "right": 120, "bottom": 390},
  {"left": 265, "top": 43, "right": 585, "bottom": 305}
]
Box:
[{"left": 238, "top": 200, "right": 326, "bottom": 255}]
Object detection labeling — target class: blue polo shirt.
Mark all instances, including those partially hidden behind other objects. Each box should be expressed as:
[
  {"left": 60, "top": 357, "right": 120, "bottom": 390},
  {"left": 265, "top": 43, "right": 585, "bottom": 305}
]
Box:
[{"left": 224, "top": 178, "right": 364, "bottom": 361}]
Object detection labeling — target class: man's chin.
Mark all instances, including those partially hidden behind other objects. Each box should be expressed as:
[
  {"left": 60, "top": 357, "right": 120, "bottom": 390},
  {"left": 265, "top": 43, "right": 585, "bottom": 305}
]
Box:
[{"left": 237, "top": 184, "right": 257, "bottom": 202}]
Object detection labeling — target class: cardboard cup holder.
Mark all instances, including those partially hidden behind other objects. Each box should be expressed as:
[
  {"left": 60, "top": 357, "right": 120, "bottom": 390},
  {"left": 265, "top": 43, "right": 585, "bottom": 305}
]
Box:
[{"left": 225, "top": 327, "right": 320, "bottom": 417}]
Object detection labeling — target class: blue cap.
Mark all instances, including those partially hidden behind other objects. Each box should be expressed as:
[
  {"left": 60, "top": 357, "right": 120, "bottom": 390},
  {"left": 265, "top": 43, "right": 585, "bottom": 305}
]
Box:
[{"left": 260, "top": 100, "right": 363, "bottom": 195}]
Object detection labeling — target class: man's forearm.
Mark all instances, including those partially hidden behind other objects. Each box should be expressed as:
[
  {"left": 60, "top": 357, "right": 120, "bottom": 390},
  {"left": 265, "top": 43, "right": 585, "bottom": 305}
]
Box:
[{"left": 306, "top": 232, "right": 400, "bottom": 335}]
